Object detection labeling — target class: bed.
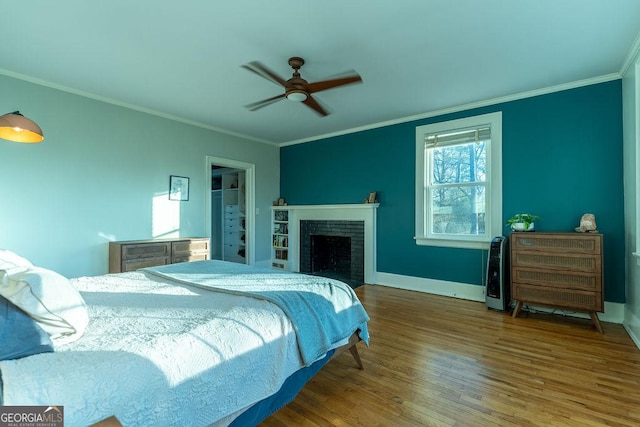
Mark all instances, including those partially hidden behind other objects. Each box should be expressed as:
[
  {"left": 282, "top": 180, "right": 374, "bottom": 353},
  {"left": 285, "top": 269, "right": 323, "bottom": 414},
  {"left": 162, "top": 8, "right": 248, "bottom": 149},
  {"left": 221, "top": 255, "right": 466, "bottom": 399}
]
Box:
[{"left": 0, "top": 251, "right": 369, "bottom": 426}]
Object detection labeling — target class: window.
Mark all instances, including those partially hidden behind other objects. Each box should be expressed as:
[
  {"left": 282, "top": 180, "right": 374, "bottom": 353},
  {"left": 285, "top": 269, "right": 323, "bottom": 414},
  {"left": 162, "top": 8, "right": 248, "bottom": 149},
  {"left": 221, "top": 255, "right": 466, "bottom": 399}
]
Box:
[{"left": 415, "top": 112, "right": 502, "bottom": 249}]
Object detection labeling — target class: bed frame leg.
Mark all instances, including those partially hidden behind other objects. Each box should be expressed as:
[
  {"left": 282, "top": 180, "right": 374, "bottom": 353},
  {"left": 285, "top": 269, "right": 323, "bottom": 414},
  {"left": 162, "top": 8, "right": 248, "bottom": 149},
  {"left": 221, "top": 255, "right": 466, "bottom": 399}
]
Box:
[
  {"left": 349, "top": 345, "right": 364, "bottom": 370},
  {"left": 89, "top": 416, "right": 122, "bottom": 427}
]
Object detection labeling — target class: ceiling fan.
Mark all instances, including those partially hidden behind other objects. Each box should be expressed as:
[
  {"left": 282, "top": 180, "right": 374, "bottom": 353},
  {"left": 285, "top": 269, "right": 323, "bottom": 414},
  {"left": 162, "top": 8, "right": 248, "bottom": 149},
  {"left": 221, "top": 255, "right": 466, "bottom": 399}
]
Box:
[{"left": 242, "top": 57, "right": 362, "bottom": 116}]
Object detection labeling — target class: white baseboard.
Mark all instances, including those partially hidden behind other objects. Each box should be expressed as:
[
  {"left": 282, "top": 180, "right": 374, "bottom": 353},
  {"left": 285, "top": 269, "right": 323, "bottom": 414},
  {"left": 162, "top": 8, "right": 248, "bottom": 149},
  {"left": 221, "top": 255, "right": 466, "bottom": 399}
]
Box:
[
  {"left": 624, "top": 308, "right": 640, "bottom": 349},
  {"left": 603, "top": 302, "right": 626, "bottom": 324},
  {"left": 374, "top": 271, "right": 625, "bottom": 324},
  {"left": 375, "top": 272, "right": 485, "bottom": 302}
]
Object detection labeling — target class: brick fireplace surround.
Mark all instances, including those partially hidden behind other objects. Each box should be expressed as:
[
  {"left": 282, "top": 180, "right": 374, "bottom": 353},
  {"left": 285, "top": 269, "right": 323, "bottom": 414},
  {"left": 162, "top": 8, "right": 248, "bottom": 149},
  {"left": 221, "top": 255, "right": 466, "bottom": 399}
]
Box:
[
  {"left": 283, "top": 204, "right": 378, "bottom": 285},
  {"left": 300, "top": 220, "right": 365, "bottom": 285}
]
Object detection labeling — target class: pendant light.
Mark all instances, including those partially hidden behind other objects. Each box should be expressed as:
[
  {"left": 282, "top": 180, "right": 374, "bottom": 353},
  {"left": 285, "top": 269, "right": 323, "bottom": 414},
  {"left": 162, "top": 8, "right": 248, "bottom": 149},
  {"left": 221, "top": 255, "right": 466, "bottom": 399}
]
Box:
[{"left": 0, "top": 111, "right": 44, "bottom": 143}]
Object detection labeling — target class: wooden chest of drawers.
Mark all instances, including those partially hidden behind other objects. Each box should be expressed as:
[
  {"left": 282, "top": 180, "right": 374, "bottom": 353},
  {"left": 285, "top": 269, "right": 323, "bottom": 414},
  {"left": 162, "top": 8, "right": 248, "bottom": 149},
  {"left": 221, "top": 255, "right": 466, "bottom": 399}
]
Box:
[
  {"left": 510, "top": 232, "right": 604, "bottom": 333},
  {"left": 109, "top": 237, "right": 210, "bottom": 273}
]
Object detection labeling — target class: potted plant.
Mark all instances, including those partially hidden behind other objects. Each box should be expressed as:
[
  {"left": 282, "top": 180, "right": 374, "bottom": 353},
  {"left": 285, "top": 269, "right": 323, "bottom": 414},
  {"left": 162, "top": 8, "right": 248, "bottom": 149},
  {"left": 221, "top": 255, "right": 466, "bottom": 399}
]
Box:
[{"left": 506, "top": 213, "right": 541, "bottom": 232}]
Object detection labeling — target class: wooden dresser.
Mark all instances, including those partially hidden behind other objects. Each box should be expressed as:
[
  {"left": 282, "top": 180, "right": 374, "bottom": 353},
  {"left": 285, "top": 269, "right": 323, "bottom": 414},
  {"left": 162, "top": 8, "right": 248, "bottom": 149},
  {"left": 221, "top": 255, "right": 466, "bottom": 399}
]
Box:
[
  {"left": 109, "top": 237, "right": 210, "bottom": 273},
  {"left": 510, "top": 232, "right": 604, "bottom": 333}
]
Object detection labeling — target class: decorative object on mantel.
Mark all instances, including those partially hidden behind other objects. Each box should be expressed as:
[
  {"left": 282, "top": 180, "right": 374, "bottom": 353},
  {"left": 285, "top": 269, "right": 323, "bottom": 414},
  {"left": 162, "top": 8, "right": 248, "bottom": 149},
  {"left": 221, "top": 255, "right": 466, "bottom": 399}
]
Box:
[
  {"left": 576, "top": 213, "right": 597, "bottom": 233},
  {"left": 506, "top": 213, "right": 540, "bottom": 232},
  {"left": 0, "top": 111, "right": 44, "bottom": 143},
  {"left": 273, "top": 197, "right": 287, "bottom": 206},
  {"left": 364, "top": 192, "right": 377, "bottom": 204},
  {"left": 169, "top": 175, "right": 190, "bottom": 201}
]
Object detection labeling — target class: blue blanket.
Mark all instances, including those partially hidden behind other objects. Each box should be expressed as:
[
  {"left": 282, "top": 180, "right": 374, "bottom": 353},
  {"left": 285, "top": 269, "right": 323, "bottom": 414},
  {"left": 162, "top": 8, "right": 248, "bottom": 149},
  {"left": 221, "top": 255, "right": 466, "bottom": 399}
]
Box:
[{"left": 142, "top": 260, "right": 369, "bottom": 366}]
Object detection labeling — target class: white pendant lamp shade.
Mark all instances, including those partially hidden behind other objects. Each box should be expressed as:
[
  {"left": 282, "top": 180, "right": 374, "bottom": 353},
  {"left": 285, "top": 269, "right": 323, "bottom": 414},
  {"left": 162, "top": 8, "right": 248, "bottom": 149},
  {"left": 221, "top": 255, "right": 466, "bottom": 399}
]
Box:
[{"left": 0, "top": 111, "right": 44, "bottom": 143}]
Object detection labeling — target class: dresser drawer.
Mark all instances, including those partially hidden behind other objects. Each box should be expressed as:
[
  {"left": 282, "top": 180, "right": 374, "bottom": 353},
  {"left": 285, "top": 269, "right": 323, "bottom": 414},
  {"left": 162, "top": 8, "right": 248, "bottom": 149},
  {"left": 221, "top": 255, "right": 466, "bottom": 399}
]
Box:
[
  {"left": 121, "top": 256, "right": 170, "bottom": 272},
  {"left": 512, "top": 283, "right": 602, "bottom": 312},
  {"left": 224, "top": 232, "right": 241, "bottom": 245},
  {"left": 511, "top": 252, "right": 601, "bottom": 273},
  {"left": 511, "top": 267, "right": 601, "bottom": 292},
  {"left": 173, "top": 252, "right": 209, "bottom": 264},
  {"left": 511, "top": 233, "right": 601, "bottom": 255},
  {"left": 121, "top": 242, "right": 171, "bottom": 259},
  {"left": 172, "top": 239, "right": 209, "bottom": 256},
  {"left": 225, "top": 212, "right": 240, "bottom": 220},
  {"left": 225, "top": 218, "right": 240, "bottom": 227},
  {"left": 224, "top": 243, "right": 243, "bottom": 258},
  {"left": 225, "top": 221, "right": 240, "bottom": 231}
]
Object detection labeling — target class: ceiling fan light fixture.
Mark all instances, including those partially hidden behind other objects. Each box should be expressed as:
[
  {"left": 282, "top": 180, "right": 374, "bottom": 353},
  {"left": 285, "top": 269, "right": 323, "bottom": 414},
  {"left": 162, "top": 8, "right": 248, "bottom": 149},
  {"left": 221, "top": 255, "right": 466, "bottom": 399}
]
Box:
[
  {"left": 243, "top": 56, "right": 361, "bottom": 116},
  {"left": 286, "top": 90, "right": 307, "bottom": 102},
  {"left": 0, "top": 111, "right": 44, "bottom": 143}
]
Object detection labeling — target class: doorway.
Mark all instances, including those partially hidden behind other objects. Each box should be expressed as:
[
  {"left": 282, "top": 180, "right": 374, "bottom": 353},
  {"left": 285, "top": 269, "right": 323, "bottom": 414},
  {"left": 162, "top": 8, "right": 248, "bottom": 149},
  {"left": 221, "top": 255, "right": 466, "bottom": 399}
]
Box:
[{"left": 205, "top": 156, "right": 255, "bottom": 265}]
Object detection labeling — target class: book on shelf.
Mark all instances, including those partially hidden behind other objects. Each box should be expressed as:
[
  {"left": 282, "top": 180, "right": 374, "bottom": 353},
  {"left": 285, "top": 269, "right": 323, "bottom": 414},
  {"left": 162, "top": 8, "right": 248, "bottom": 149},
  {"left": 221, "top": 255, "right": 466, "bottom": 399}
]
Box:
[
  {"left": 272, "top": 235, "right": 288, "bottom": 248},
  {"left": 275, "top": 249, "right": 288, "bottom": 260}
]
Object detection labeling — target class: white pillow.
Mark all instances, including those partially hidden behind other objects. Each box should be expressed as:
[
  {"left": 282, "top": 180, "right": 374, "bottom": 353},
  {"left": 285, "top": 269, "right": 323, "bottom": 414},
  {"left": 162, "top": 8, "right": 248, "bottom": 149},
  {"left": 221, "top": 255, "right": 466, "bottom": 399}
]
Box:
[
  {"left": 0, "top": 249, "right": 34, "bottom": 278},
  {"left": 0, "top": 266, "right": 89, "bottom": 345}
]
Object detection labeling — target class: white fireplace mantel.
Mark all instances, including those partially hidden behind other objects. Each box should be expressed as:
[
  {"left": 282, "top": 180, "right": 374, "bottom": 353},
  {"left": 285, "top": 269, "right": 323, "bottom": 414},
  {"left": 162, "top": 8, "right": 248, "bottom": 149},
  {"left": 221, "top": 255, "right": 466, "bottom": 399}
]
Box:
[{"left": 285, "top": 204, "right": 378, "bottom": 284}]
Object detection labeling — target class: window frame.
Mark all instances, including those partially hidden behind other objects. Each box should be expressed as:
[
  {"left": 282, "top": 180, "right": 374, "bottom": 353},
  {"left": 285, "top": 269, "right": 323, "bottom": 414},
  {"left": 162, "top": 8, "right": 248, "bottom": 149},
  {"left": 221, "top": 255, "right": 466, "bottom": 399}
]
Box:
[
  {"left": 633, "top": 58, "right": 640, "bottom": 264},
  {"left": 415, "top": 111, "right": 503, "bottom": 249}
]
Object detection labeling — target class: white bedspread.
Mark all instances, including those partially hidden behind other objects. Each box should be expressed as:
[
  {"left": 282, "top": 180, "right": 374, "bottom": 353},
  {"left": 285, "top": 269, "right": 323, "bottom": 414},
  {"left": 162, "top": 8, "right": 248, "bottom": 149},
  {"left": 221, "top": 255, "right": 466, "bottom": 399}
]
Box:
[
  {"left": 143, "top": 260, "right": 370, "bottom": 366},
  {"left": 0, "top": 265, "right": 368, "bottom": 426}
]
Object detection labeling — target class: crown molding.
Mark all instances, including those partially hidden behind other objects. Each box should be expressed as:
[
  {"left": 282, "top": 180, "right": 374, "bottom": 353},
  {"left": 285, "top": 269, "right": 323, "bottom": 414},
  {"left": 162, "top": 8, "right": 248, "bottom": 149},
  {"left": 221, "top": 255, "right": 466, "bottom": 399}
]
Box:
[
  {"left": 0, "top": 65, "right": 626, "bottom": 149},
  {"left": 0, "top": 68, "right": 277, "bottom": 146}
]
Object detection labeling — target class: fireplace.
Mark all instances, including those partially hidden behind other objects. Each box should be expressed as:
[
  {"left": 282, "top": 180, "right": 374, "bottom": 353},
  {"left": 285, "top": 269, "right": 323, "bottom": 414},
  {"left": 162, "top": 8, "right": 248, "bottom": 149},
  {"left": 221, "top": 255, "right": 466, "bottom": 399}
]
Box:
[
  {"left": 311, "top": 235, "right": 351, "bottom": 276},
  {"left": 284, "top": 203, "right": 378, "bottom": 284},
  {"left": 300, "top": 220, "right": 364, "bottom": 286}
]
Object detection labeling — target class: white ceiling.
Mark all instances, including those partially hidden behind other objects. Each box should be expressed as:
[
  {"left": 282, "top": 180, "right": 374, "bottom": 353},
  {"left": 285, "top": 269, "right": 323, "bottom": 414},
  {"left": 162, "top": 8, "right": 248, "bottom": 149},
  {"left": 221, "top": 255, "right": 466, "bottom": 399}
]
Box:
[{"left": 2, "top": 1, "right": 640, "bottom": 145}]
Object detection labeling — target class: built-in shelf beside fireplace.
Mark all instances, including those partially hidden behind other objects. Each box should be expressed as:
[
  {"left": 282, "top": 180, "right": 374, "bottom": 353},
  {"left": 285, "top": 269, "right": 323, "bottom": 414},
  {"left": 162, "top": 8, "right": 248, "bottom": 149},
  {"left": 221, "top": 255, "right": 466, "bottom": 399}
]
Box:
[{"left": 270, "top": 204, "right": 378, "bottom": 284}]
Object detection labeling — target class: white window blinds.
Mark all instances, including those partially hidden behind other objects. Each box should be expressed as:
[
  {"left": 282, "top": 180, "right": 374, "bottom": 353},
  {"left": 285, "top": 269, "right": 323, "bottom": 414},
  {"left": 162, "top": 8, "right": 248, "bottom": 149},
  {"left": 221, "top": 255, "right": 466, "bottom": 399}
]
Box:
[{"left": 424, "top": 125, "right": 491, "bottom": 148}]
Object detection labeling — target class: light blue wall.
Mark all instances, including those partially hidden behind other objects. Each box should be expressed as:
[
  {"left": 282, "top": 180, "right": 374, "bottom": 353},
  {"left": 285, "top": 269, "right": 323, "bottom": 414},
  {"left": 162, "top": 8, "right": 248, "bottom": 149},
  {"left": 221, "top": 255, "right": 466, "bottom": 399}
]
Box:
[
  {"left": 281, "top": 81, "right": 626, "bottom": 303},
  {"left": 0, "top": 74, "right": 280, "bottom": 277}
]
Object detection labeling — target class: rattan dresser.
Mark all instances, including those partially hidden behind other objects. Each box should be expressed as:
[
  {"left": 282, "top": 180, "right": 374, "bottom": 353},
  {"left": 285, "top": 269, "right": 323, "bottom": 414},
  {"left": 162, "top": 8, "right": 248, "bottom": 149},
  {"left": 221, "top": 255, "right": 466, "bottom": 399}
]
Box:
[{"left": 510, "top": 232, "right": 604, "bottom": 333}]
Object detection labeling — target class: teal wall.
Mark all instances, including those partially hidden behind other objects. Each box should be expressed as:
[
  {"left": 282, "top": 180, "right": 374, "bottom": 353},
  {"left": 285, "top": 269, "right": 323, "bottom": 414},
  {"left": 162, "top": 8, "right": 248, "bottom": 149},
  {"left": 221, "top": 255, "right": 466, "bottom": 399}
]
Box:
[{"left": 281, "top": 81, "right": 625, "bottom": 303}]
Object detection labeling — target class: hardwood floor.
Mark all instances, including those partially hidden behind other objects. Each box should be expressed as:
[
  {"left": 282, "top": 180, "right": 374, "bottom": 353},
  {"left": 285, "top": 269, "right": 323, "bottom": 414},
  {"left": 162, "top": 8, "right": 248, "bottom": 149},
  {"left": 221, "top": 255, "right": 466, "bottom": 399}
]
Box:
[{"left": 261, "top": 285, "right": 640, "bottom": 427}]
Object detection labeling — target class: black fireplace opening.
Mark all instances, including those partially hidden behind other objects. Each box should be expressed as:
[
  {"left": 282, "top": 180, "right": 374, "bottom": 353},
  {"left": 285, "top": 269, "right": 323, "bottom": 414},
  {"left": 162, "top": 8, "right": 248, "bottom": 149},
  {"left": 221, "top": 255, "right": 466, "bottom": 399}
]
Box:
[
  {"left": 311, "top": 235, "right": 351, "bottom": 283},
  {"left": 300, "top": 220, "right": 365, "bottom": 288}
]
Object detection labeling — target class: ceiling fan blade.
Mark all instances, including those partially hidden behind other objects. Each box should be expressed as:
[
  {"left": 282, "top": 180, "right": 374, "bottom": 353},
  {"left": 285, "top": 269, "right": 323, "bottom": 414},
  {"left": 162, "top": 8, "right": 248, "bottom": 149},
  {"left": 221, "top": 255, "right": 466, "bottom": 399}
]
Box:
[
  {"left": 242, "top": 61, "right": 287, "bottom": 87},
  {"left": 245, "top": 93, "right": 286, "bottom": 111},
  {"left": 306, "top": 73, "right": 362, "bottom": 94},
  {"left": 303, "top": 95, "right": 330, "bottom": 116}
]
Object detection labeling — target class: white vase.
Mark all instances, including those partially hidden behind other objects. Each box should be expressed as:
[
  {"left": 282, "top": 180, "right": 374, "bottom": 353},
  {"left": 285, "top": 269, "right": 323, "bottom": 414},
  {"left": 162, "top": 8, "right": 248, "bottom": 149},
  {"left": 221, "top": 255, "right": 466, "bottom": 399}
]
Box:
[{"left": 512, "top": 222, "right": 535, "bottom": 232}]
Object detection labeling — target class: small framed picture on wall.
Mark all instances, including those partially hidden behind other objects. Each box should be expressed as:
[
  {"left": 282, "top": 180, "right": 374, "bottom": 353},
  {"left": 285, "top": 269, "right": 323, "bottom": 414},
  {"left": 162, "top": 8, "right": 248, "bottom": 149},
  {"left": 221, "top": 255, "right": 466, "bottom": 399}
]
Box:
[
  {"left": 169, "top": 175, "right": 190, "bottom": 201},
  {"left": 367, "top": 192, "right": 377, "bottom": 204}
]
